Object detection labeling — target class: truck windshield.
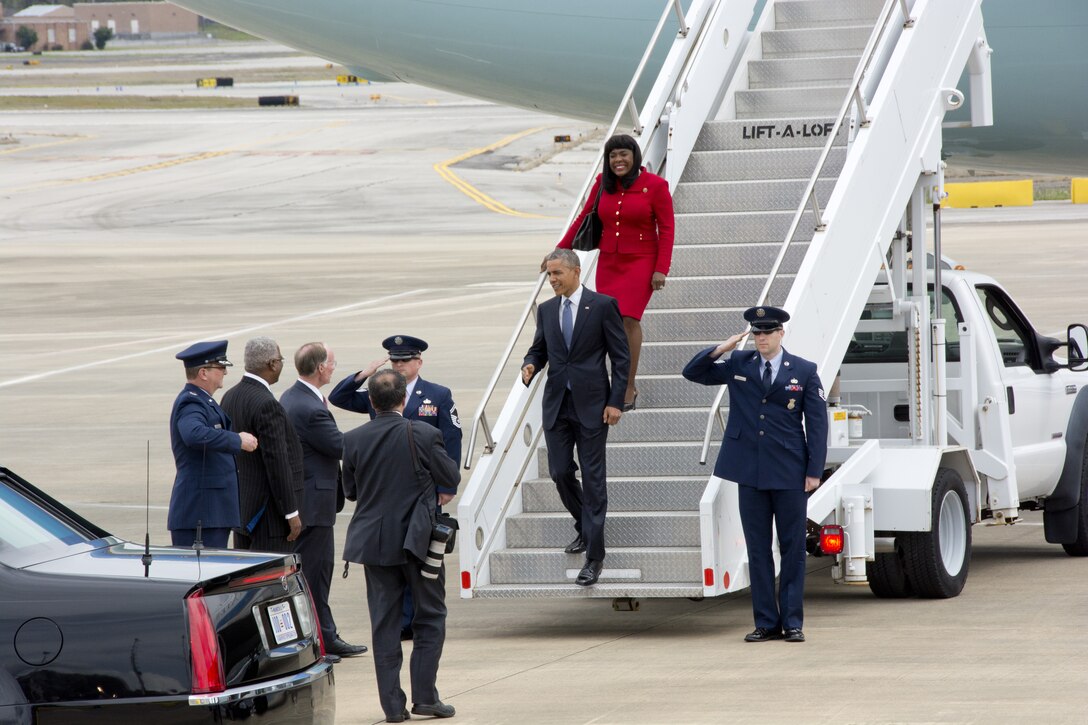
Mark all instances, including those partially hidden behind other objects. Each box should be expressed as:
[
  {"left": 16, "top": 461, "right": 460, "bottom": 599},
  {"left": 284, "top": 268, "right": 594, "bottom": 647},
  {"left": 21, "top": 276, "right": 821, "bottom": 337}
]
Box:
[{"left": 844, "top": 286, "right": 963, "bottom": 364}]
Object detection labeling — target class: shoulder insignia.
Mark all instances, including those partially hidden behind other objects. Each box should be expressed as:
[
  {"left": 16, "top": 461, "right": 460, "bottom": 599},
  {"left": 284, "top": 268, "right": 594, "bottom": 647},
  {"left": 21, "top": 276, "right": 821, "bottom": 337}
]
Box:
[
  {"left": 450, "top": 404, "right": 462, "bottom": 429},
  {"left": 819, "top": 387, "right": 826, "bottom": 401}
]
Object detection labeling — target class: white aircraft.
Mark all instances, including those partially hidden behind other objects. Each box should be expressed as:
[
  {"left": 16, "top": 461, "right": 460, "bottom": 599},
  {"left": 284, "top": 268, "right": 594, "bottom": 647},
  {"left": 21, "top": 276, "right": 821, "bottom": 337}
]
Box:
[{"left": 174, "top": 0, "right": 1088, "bottom": 175}]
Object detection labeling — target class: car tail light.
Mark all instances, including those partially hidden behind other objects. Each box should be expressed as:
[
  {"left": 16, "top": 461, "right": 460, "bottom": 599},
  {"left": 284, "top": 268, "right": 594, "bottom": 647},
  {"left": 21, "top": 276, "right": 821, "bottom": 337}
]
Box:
[
  {"left": 186, "top": 589, "right": 225, "bottom": 694},
  {"left": 304, "top": 583, "right": 326, "bottom": 658},
  {"left": 820, "top": 525, "right": 845, "bottom": 555}
]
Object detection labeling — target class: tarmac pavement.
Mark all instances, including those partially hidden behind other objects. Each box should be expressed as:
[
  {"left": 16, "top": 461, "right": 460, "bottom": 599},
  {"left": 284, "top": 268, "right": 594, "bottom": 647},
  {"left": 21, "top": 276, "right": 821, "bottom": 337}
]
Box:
[{"left": 2, "top": 48, "right": 1088, "bottom": 725}]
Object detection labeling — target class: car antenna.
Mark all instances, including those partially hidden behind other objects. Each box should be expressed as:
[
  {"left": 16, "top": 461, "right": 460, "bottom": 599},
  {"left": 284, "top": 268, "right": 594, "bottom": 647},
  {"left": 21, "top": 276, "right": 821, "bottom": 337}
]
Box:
[
  {"left": 193, "top": 445, "right": 205, "bottom": 556},
  {"left": 142, "top": 440, "right": 153, "bottom": 577}
]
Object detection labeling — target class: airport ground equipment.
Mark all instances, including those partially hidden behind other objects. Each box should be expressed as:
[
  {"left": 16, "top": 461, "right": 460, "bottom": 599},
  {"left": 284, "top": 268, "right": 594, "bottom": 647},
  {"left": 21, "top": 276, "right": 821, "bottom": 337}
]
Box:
[{"left": 458, "top": 0, "right": 1088, "bottom": 600}]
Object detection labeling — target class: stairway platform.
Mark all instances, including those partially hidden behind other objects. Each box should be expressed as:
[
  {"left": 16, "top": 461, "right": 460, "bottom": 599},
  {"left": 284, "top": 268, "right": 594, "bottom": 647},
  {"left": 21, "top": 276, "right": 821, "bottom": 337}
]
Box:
[
  {"left": 471, "top": 582, "right": 705, "bottom": 599},
  {"left": 490, "top": 547, "right": 702, "bottom": 584},
  {"left": 523, "top": 476, "right": 708, "bottom": 512}
]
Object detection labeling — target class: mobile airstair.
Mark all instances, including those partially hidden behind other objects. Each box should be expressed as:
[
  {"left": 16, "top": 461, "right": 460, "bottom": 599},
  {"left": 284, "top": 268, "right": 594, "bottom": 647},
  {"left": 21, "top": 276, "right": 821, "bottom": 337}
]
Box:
[{"left": 458, "top": 0, "right": 992, "bottom": 600}]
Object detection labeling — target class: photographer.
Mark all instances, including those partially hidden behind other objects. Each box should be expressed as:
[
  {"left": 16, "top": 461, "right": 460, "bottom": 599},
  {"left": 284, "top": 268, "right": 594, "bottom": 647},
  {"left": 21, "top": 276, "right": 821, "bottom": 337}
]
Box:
[{"left": 342, "top": 370, "right": 461, "bottom": 722}]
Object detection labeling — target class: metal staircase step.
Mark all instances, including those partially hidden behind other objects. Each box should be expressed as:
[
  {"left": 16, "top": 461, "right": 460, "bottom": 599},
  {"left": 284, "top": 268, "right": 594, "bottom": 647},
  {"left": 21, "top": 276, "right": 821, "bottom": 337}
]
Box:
[
  {"left": 642, "top": 309, "right": 747, "bottom": 343},
  {"left": 522, "top": 477, "right": 709, "bottom": 513},
  {"left": 506, "top": 511, "right": 701, "bottom": 548},
  {"left": 489, "top": 547, "right": 702, "bottom": 584},
  {"left": 648, "top": 275, "right": 794, "bottom": 310},
  {"left": 471, "top": 582, "right": 705, "bottom": 599},
  {"left": 762, "top": 25, "right": 872, "bottom": 58},
  {"left": 736, "top": 85, "right": 850, "bottom": 119},
  {"left": 775, "top": 0, "right": 884, "bottom": 30},
  {"left": 538, "top": 443, "right": 719, "bottom": 478},
  {"left": 639, "top": 342, "right": 725, "bottom": 375},
  {"left": 682, "top": 147, "right": 845, "bottom": 182},
  {"left": 669, "top": 240, "right": 809, "bottom": 277},
  {"left": 695, "top": 117, "right": 844, "bottom": 151},
  {"left": 673, "top": 178, "right": 836, "bottom": 213},
  {"left": 606, "top": 408, "right": 716, "bottom": 442},
  {"left": 748, "top": 56, "right": 860, "bottom": 89},
  {"left": 627, "top": 375, "right": 728, "bottom": 409},
  {"left": 673, "top": 210, "right": 816, "bottom": 245}
]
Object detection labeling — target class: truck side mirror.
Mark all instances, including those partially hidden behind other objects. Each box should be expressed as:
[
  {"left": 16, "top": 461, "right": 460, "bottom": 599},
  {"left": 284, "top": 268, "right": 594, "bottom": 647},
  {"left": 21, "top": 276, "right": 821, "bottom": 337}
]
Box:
[{"left": 1067, "top": 324, "right": 1088, "bottom": 371}]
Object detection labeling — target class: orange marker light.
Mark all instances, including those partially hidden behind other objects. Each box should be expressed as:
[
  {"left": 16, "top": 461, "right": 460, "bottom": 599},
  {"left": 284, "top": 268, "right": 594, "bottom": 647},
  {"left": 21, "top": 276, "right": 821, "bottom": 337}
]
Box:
[{"left": 820, "top": 525, "right": 845, "bottom": 555}]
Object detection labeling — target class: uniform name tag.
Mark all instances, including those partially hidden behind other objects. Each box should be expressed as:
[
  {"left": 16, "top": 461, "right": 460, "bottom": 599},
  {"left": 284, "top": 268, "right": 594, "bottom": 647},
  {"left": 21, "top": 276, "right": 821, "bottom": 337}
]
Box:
[
  {"left": 734, "top": 375, "right": 747, "bottom": 382},
  {"left": 213, "top": 423, "right": 222, "bottom": 429}
]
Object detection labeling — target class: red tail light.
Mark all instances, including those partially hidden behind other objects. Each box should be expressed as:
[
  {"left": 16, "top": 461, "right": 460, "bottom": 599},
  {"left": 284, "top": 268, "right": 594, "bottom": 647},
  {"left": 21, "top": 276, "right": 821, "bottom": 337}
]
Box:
[
  {"left": 820, "top": 525, "right": 845, "bottom": 555},
  {"left": 304, "top": 583, "right": 327, "bottom": 658},
  {"left": 186, "top": 589, "right": 225, "bottom": 694}
]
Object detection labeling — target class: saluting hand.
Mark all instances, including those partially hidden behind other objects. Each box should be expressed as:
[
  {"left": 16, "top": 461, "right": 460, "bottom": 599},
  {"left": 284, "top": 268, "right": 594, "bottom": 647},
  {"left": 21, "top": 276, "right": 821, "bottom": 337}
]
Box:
[
  {"left": 239, "top": 432, "right": 258, "bottom": 452},
  {"left": 603, "top": 405, "right": 622, "bottom": 425},
  {"left": 521, "top": 364, "right": 535, "bottom": 386},
  {"left": 357, "top": 356, "right": 390, "bottom": 382},
  {"left": 711, "top": 332, "right": 746, "bottom": 359}
]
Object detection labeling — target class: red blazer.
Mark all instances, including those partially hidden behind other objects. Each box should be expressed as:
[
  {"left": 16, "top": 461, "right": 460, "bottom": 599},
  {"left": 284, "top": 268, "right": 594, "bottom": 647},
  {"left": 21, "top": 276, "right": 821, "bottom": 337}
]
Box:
[{"left": 558, "top": 168, "right": 675, "bottom": 275}]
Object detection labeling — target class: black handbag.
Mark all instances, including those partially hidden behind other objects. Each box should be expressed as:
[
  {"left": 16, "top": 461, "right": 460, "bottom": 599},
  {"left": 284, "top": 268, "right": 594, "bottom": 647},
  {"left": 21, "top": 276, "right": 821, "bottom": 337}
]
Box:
[{"left": 571, "top": 183, "right": 603, "bottom": 251}]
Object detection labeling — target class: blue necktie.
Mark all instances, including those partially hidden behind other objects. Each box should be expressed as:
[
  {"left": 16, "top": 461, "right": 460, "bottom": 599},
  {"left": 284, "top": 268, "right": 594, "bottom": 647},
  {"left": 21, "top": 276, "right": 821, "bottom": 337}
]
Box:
[
  {"left": 763, "top": 360, "right": 772, "bottom": 392},
  {"left": 562, "top": 298, "right": 573, "bottom": 349}
]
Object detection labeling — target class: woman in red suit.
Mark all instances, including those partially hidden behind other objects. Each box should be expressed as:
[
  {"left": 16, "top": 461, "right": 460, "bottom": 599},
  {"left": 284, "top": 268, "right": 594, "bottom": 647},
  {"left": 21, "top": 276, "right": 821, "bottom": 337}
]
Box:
[{"left": 558, "top": 134, "right": 674, "bottom": 410}]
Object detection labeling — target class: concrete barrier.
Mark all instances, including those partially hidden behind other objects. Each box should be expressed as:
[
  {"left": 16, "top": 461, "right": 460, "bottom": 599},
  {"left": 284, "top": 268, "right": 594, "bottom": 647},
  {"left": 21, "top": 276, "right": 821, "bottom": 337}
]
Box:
[{"left": 943, "top": 180, "right": 1033, "bottom": 208}]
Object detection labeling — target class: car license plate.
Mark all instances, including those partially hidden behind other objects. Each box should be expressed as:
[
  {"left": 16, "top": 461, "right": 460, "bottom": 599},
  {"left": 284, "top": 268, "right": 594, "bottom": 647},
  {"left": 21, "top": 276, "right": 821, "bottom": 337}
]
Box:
[{"left": 267, "top": 601, "right": 298, "bottom": 645}]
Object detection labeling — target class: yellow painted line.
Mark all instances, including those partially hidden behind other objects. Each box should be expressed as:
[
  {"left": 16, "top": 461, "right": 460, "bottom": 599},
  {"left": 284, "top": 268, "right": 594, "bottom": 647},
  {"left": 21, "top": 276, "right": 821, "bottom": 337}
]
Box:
[
  {"left": 433, "top": 127, "right": 559, "bottom": 219},
  {"left": 1072, "top": 178, "right": 1088, "bottom": 204},
  {"left": 0, "top": 134, "right": 91, "bottom": 155},
  {"left": 942, "top": 180, "right": 1033, "bottom": 208}
]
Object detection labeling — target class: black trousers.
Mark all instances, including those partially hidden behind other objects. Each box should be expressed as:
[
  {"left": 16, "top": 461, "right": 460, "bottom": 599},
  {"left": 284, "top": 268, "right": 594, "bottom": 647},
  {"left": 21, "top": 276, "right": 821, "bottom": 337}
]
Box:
[
  {"left": 294, "top": 525, "right": 338, "bottom": 640},
  {"left": 738, "top": 485, "right": 808, "bottom": 631},
  {"left": 171, "top": 527, "right": 230, "bottom": 548},
  {"left": 364, "top": 561, "right": 447, "bottom": 718},
  {"left": 544, "top": 390, "right": 609, "bottom": 561}
]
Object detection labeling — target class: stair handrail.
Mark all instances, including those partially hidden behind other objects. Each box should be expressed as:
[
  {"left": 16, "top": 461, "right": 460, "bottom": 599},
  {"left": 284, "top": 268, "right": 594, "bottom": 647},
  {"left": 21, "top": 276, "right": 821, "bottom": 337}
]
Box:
[
  {"left": 465, "top": 0, "right": 708, "bottom": 470},
  {"left": 699, "top": 0, "right": 917, "bottom": 464}
]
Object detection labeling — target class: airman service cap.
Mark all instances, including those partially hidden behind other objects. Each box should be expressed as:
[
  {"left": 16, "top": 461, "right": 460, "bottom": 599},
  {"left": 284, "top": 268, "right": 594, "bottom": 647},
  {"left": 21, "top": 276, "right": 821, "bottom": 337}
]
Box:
[
  {"left": 383, "top": 335, "right": 428, "bottom": 361},
  {"left": 176, "top": 340, "right": 233, "bottom": 368},
  {"left": 743, "top": 305, "right": 789, "bottom": 332}
]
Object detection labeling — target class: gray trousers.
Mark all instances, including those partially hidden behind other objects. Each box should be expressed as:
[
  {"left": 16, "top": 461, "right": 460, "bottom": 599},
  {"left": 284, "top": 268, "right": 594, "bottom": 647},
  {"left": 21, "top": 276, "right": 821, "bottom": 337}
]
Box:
[{"left": 364, "top": 560, "right": 446, "bottom": 718}]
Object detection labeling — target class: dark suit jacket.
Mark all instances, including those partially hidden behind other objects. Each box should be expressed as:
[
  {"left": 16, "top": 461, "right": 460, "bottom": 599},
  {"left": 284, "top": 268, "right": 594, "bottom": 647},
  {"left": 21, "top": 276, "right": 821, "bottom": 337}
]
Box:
[
  {"left": 167, "top": 383, "right": 242, "bottom": 530},
  {"left": 329, "top": 372, "right": 463, "bottom": 474},
  {"left": 341, "top": 413, "right": 460, "bottom": 566},
  {"left": 683, "top": 346, "right": 828, "bottom": 489},
  {"left": 280, "top": 381, "right": 344, "bottom": 528},
  {"left": 220, "top": 376, "right": 303, "bottom": 539},
  {"left": 523, "top": 286, "right": 630, "bottom": 430}
]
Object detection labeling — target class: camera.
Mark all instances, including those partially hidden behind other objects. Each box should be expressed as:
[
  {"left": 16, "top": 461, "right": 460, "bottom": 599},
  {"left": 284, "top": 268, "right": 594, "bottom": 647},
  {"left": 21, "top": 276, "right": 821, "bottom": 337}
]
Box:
[{"left": 421, "top": 522, "right": 454, "bottom": 580}]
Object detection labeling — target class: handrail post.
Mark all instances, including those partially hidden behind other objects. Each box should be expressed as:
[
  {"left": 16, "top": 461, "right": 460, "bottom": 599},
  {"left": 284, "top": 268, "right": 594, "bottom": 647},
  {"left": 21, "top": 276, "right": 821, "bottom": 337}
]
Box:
[
  {"left": 853, "top": 86, "right": 871, "bottom": 127},
  {"left": 672, "top": 0, "right": 690, "bottom": 36},
  {"left": 897, "top": 0, "right": 915, "bottom": 27},
  {"left": 627, "top": 98, "right": 643, "bottom": 135}
]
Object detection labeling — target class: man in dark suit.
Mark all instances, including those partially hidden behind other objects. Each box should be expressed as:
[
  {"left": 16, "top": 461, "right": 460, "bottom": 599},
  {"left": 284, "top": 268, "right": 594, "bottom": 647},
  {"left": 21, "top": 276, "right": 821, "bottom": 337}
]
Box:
[
  {"left": 281, "top": 341, "right": 367, "bottom": 660},
  {"left": 683, "top": 306, "right": 828, "bottom": 643},
  {"left": 330, "top": 334, "right": 460, "bottom": 639},
  {"left": 168, "top": 340, "right": 258, "bottom": 549},
  {"left": 521, "top": 248, "right": 630, "bottom": 587},
  {"left": 220, "top": 336, "right": 303, "bottom": 552},
  {"left": 342, "top": 370, "right": 460, "bottom": 723}
]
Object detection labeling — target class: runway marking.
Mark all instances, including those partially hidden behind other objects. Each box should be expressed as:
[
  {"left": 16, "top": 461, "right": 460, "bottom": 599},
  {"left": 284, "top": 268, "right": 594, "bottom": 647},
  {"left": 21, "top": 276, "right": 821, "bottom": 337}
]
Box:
[
  {"left": 0, "top": 133, "right": 91, "bottom": 155},
  {"left": 433, "top": 127, "right": 559, "bottom": 219}
]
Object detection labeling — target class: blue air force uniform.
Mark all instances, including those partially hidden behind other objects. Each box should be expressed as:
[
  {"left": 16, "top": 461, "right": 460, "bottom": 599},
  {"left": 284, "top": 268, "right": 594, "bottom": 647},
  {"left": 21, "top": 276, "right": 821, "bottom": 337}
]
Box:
[
  {"left": 167, "top": 341, "right": 242, "bottom": 548},
  {"left": 682, "top": 307, "right": 828, "bottom": 638}
]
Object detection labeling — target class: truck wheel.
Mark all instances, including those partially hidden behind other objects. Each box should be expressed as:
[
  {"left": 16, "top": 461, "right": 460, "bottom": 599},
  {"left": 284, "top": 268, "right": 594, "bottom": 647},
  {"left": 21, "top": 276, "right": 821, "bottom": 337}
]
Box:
[
  {"left": 868, "top": 545, "right": 914, "bottom": 598},
  {"left": 1061, "top": 442, "right": 1088, "bottom": 556},
  {"left": 901, "top": 468, "right": 971, "bottom": 598}
]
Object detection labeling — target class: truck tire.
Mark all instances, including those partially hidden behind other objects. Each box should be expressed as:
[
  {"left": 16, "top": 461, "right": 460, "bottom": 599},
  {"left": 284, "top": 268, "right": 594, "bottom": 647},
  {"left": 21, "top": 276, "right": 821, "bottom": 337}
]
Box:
[
  {"left": 900, "top": 468, "right": 971, "bottom": 598},
  {"left": 868, "top": 546, "right": 913, "bottom": 598},
  {"left": 1061, "top": 443, "right": 1088, "bottom": 556}
]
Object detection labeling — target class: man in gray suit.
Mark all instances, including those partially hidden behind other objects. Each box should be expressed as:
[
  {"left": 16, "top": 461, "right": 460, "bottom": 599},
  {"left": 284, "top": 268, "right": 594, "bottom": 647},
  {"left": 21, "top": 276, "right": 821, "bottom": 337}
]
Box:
[
  {"left": 281, "top": 342, "right": 367, "bottom": 661},
  {"left": 342, "top": 370, "right": 460, "bottom": 723}
]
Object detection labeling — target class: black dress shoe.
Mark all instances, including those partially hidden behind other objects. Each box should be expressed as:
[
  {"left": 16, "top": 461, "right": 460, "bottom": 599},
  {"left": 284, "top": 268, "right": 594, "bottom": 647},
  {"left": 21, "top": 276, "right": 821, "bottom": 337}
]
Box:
[
  {"left": 324, "top": 652, "right": 342, "bottom": 664},
  {"left": 744, "top": 627, "right": 783, "bottom": 642},
  {"left": 411, "top": 701, "right": 455, "bottom": 718},
  {"left": 564, "top": 534, "right": 586, "bottom": 555},
  {"left": 784, "top": 628, "right": 805, "bottom": 643},
  {"left": 326, "top": 636, "right": 368, "bottom": 657},
  {"left": 386, "top": 709, "right": 411, "bottom": 723},
  {"left": 400, "top": 626, "right": 415, "bottom": 642},
  {"left": 575, "top": 559, "right": 603, "bottom": 586}
]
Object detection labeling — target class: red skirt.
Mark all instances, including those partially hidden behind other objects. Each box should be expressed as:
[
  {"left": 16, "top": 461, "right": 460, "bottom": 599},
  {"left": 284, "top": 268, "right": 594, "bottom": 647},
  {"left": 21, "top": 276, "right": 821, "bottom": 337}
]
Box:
[{"left": 594, "top": 251, "right": 656, "bottom": 320}]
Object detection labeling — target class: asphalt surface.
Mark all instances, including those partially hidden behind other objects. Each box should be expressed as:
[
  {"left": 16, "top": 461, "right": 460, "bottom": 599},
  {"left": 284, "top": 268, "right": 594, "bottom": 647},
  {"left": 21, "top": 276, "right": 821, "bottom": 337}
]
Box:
[{"left": 2, "top": 43, "right": 1088, "bottom": 725}]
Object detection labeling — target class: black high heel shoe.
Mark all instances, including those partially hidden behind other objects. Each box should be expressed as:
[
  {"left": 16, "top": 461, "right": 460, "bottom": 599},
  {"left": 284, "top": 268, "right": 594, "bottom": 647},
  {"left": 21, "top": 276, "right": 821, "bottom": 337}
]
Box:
[{"left": 623, "top": 390, "right": 639, "bottom": 412}]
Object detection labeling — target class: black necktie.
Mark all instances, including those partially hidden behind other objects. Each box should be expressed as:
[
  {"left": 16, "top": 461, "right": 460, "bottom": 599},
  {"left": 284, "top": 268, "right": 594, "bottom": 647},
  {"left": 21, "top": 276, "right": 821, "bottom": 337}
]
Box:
[{"left": 762, "top": 361, "right": 772, "bottom": 393}]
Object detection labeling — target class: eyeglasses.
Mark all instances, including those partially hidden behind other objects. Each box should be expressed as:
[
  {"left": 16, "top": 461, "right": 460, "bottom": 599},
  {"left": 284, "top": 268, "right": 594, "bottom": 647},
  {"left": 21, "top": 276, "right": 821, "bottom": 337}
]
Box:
[{"left": 750, "top": 328, "right": 782, "bottom": 337}]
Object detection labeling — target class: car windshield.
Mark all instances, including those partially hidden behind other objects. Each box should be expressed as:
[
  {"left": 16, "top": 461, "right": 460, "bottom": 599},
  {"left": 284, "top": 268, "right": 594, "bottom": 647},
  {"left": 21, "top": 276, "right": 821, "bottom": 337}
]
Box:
[{"left": 0, "top": 480, "right": 92, "bottom": 566}]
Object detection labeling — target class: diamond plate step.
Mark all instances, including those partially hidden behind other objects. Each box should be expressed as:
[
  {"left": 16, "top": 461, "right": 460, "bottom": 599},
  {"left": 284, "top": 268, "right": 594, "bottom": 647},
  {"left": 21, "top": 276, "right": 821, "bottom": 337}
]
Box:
[
  {"left": 472, "top": 582, "right": 704, "bottom": 599},
  {"left": 736, "top": 86, "right": 850, "bottom": 120},
  {"left": 775, "top": 0, "right": 884, "bottom": 30},
  {"left": 629, "top": 375, "right": 728, "bottom": 409},
  {"left": 606, "top": 408, "right": 716, "bottom": 442},
  {"left": 694, "top": 117, "right": 844, "bottom": 151},
  {"left": 673, "top": 179, "right": 836, "bottom": 214},
  {"left": 639, "top": 342, "right": 724, "bottom": 375},
  {"left": 762, "top": 25, "right": 872, "bottom": 59},
  {"left": 489, "top": 547, "right": 702, "bottom": 584},
  {"left": 749, "top": 56, "right": 861, "bottom": 89},
  {"left": 537, "top": 443, "right": 718, "bottom": 478},
  {"left": 648, "top": 275, "right": 794, "bottom": 310},
  {"left": 682, "top": 147, "right": 845, "bottom": 182},
  {"left": 669, "top": 241, "right": 809, "bottom": 277},
  {"left": 642, "top": 309, "right": 747, "bottom": 343},
  {"left": 506, "top": 511, "right": 701, "bottom": 548},
  {"left": 673, "top": 210, "right": 817, "bottom": 245},
  {"left": 522, "top": 477, "right": 709, "bottom": 513}
]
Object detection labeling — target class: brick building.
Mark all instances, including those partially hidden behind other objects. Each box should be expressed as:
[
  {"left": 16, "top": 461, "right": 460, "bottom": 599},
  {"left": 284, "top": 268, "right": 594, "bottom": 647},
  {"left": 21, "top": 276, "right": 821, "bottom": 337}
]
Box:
[
  {"left": 73, "top": 2, "right": 200, "bottom": 39},
  {"left": 0, "top": 5, "right": 90, "bottom": 51}
]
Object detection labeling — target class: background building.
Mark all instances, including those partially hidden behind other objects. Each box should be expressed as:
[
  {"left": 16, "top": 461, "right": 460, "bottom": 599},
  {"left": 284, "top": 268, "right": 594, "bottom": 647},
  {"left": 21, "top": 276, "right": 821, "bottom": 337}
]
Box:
[{"left": 74, "top": 2, "right": 199, "bottom": 39}]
